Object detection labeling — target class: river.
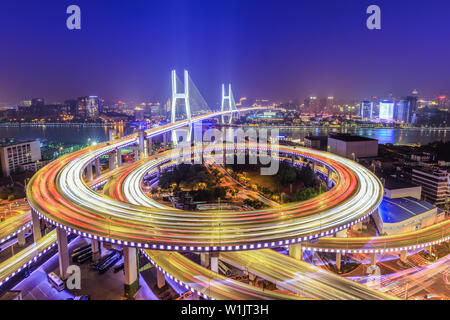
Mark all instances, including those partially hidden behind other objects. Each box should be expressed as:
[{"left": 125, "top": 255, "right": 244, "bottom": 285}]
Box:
[{"left": 0, "top": 124, "right": 448, "bottom": 146}]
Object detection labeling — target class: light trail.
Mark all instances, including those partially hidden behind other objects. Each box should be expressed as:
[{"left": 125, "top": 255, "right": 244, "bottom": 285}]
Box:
[
  {"left": 361, "top": 255, "right": 450, "bottom": 299},
  {"left": 107, "top": 146, "right": 396, "bottom": 300},
  {"left": 141, "top": 250, "right": 304, "bottom": 300},
  {"left": 0, "top": 211, "right": 31, "bottom": 246},
  {"left": 220, "top": 249, "right": 397, "bottom": 300},
  {"left": 23, "top": 108, "right": 444, "bottom": 300},
  {"left": 104, "top": 166, "right": 306, "bottom": 300},
  {"left": 27, "top": 129, "right": 383, "bottom": 249},
  {"left": 305, "top": 220, "right": 450, "bottom": 253},
  {"left": 0, "top": 231, "right": 57, "bottom": 288}
]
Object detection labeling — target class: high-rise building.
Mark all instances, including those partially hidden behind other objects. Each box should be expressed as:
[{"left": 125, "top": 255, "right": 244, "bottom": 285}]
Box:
[
  {"left": 134, "top": 107, "right": 145, "bottom": 122},
  {"left": 360, "top": 101, "right": 374, "bottom": 120},
  {"left": 304, "top": 97, "right": 319, "bottom": 113},
  {"left": 19, "top": 100, "right": 32, "bottom": 107},
  {"left": 395, "top": 100, "right": 408, "bottom": 123},
  {"left": 412, "top": 168, "right": 448, "bottom": 206},
  {"left": 437, "top": 95, "right": 449, "bottom": 110},
  {"left": 395, "top": 96, "right": 417, "bottom": 124},
  {"left": 379, "top": 100, "right": 395, "bottom": 121},
  {"left": 0, "top": 140, "right": 42, "bottom": 176},
  {"left": 64, "top": 100, "right": 78, "bottom": 115},
  {"left": 77, "top": 96, "right": 102, "bottom": 118},
  {"left": 326, "top": 97, "right": 334, "bottom": 113},
  {"left": 319, "top": 98, "right": 327, "bottom": 114}
]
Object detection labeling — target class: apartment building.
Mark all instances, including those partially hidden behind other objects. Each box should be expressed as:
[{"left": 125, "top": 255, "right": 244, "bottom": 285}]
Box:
[{"left": 0, "top": 140, "right": 41, "bottom": 176}]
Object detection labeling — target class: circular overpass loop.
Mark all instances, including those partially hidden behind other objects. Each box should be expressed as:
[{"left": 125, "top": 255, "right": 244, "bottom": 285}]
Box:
[{"left": 27, "top": 123, "right": 383, "bottom": 251}]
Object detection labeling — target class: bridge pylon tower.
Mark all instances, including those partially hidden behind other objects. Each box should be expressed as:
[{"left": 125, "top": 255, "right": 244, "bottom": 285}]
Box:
[
  {"left": 171, "top": 70, "right": 192, "bottom": 145},
  {"left": 221, "top": 83, "right": 237, "bottom": 124}
]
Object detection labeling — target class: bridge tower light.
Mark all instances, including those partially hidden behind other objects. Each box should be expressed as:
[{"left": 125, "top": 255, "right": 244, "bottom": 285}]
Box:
[
  {"left": 221, "top": 83, "right": 236, "bottom": 124},
  {"left": 171, "top": 70, "right": 192, "bottom": 145}
]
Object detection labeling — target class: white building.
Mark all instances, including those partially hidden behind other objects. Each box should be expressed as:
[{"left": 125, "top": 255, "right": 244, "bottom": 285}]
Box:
[
  {"left": 378, "top": 197, "right": 445, "bottom": 235},
  {"left": 383, "top": 177, "right": 422, "bottom": 200},
  {"left": 0, "top": 140, "right": 41, "bottom": 176},
  {"left": 328, "top": 134, "right": 378, "bottom": 159}
]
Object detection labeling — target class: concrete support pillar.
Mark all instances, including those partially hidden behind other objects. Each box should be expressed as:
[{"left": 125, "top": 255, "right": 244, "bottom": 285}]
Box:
[
  {"left": 123, "top": 246, "right": 139, "bottom": 299},
  {"left": 200, "top": 252, "right": 210, "bottom": 268},
  {"left": 210, "top": 253, "right": 219, "bottom": 273},
  {"left": 109, "top": 152, "right": 117, "bottom": 170},
  {"left": 95, "top": 158, "right": 101, "bottom": 177},
  {"left": 135, "top": 146, "right": 140, "bottom": 162},
  {"left": 17, "top": 230, "right": 26, "bottom": 247},
  {"left": 31, "top": 210, "right": 42, "bottom": 243},
  {"left": 163, "top": 133, "right": 167, "bottom": 151},
  {"left": 86, "top": 163, "right": 93, "bottom": 181},
  {"left": 291, "top": 154, "right": 295, "bottom": 165},
  {"left": 148, "top": 138, "right": 153, "bottom": 156},
  {"left": 156, "top": 166, "right": 161, "bottom": 179},
  {"left": 138, "top": 131, "right": 145, "bottom": 160},
  {"left": 116, "top": 149, "right": 122, "bottom": 167},
  {"left": 156, "top": 269, "right": 166, "bottom": 289},
  {"left": 91, "top": 240, "right": 101, "bottom": 263},
  {"left": 370, "top": 252, "right": 377, "bottom": 266},
  {"left": 289, "top": 243, "right": 303, "bottom": 261},
  {"left": 400, "top": 250, "right": 407, "bottom": 263},
  {"left": 336, "top": 251, "right": 342, "bottom": 272},
  {"left": 56, "top": 227, "right": 70, "bottom": 280},
  {"left": 312, "top": 162, "right": 316, "bottom": 172}
]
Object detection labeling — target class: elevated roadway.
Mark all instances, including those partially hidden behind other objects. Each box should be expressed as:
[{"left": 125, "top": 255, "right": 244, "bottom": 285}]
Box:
[
  {"left": 106, "top": 147, "right": 396, "bottom": 300},
  {"left": 27, "top": 111, "right": 383, "bottom": 250}
]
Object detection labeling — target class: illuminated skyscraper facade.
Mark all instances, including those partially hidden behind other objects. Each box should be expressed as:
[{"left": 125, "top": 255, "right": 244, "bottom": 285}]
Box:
[
  {"left": 395, "top": 96, "right": 417, "bottom": 124},
  {"left": 360, "top": 101, "right": 374, "bottom": 120},
  {"left": 379, "top": 100, "right": 394, "bottom": 121},
  {"left": 77, "top": 96, "right": 102, "bottom": 118}
]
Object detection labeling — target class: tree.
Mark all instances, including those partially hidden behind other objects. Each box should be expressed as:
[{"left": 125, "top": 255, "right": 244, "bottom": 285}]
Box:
[
  {"left": 279, "top": 161, "right": 297, "bottom": 185},
  {"left": 295, "top": 187, "right": 318, "bottom": 201},
  {"left": 298, "top": 166, "right": 318, "bottom": 188}
]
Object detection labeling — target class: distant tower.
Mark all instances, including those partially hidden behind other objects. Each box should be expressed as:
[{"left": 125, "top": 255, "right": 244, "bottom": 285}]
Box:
[
  {"left": 171, "top": 70, "right": 192, "bottom": 144},
  {"left": 221, "top": 84, "right": 237, "bottom": 124}
]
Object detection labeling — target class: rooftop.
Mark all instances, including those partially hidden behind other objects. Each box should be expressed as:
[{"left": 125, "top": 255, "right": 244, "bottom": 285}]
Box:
[
  {"left": 412, "top": 167, "right": 448, "bottom": 176},
  {"left": 384, "top": 177, "right": 418, "bottom": 190},
  {"left": 305, "top": 135, "right": 328, "bottom": 141},
  {"left": 328, "top": 133, "right": 377, "bottom": 142},
  {"left": 378, "top": 197, "right": 437, "bottom": 223},
  {"left": 0, "top": 140, "right": 38, "bottom": 148}
]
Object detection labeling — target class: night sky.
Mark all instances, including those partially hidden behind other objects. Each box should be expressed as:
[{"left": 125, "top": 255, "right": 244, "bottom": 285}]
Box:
[{"left": 0, "top": 0, "right": 449, "bottom": 106}]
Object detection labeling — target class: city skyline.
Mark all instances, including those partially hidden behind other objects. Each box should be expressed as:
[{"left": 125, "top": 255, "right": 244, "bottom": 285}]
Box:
[
  {"left": 0, "top": 0, "right": 449, "bottom": 305},
  {"left": 1, "top": 0, "right": 450, "bottom": 105}
]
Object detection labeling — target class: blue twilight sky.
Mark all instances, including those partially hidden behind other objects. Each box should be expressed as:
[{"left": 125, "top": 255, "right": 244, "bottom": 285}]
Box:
[{"left": 0, "top": 0, "right": 449, "bottom": 106}]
